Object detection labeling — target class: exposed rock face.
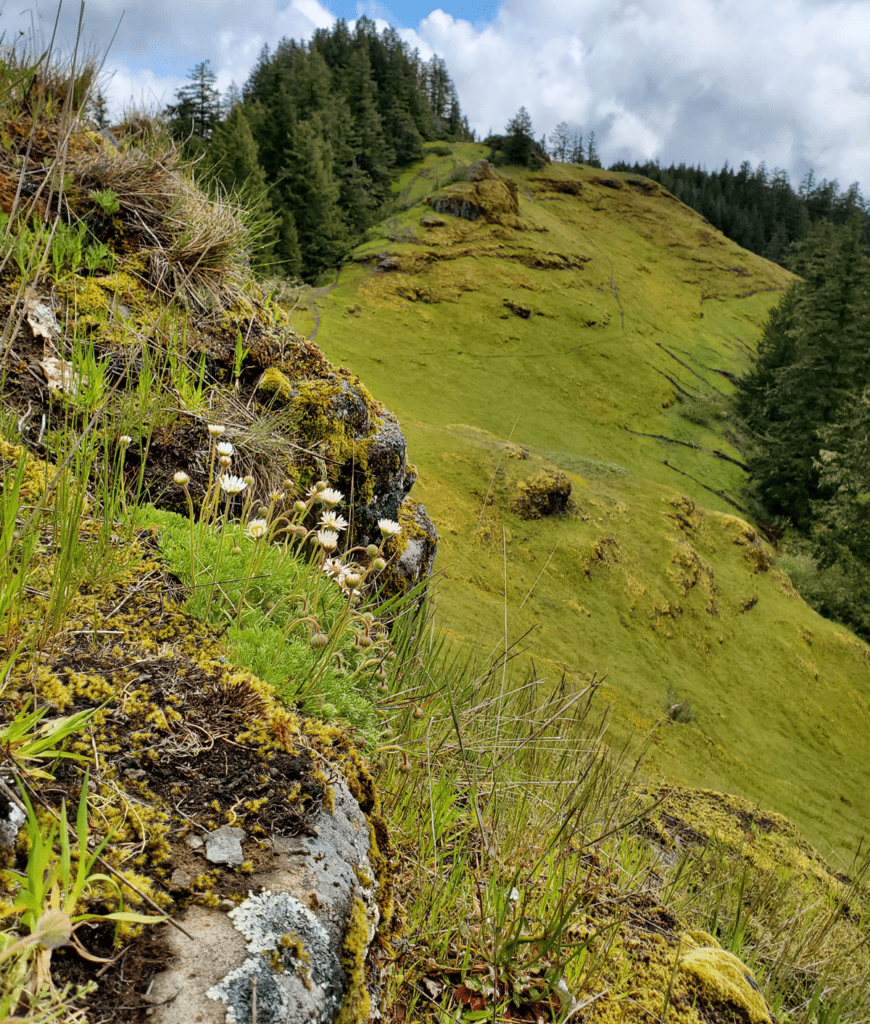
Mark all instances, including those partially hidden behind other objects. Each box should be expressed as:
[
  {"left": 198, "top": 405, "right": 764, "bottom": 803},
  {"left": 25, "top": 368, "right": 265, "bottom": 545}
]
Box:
[
  {"left": 427, "top": 162, "right": 521, "bottom": 226},
  {"left": 150, "top": 781, "right": 381, "bottom": 1024}
]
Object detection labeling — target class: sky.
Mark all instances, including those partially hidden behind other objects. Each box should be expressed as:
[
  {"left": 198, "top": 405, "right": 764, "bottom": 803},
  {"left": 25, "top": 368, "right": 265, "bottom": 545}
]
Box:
[{"left": 5, "top": 0, "right": 870, "bottom": 191}]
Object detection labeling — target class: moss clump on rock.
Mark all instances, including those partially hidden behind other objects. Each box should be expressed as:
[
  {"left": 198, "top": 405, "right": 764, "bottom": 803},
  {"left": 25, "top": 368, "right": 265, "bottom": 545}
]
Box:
[{"left": 509, "top": 467, "right": 572, "bottom": 519}]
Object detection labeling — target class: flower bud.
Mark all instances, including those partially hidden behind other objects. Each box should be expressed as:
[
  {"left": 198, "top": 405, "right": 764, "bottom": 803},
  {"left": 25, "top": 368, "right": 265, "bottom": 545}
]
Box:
[
  {"left": 35, "top": 908, "right": 72, "bottom": 949},
  {"left": 173, "top": 471, "right": 190, "bottom": 486},
  {"left": 366, "top": 544, "right": 379, "bottom": 557},
  {"left": 310, "top": 632, "right": 329, "bottom": 649}
]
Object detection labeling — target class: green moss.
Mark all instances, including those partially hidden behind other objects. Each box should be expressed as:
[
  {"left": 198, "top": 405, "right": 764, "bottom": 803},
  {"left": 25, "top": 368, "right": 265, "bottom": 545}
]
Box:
[
  {"left": 679, "top": 933, "right": 770, "bottom": 1023},
  {"left": 336, "top": 896, "right": 372, "bottom": 1024}
]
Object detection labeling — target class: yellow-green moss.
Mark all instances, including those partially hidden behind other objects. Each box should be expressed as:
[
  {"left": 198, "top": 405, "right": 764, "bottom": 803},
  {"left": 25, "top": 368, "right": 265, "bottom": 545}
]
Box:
[
  {"left": 336, "top": 896, "right": 372, "bottom": 1024},
  {"left": 679, "top": 932, "right": 770, "bottom": 1023}
]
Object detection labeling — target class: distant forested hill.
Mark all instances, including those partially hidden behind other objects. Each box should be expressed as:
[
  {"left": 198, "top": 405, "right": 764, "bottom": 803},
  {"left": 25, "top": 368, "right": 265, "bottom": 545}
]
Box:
[
  {"left": 608, "top": 159, "right": 869, "bottom": 267},
  {"left": 162, "top": 18, "right": 472, "bottom": 280}
]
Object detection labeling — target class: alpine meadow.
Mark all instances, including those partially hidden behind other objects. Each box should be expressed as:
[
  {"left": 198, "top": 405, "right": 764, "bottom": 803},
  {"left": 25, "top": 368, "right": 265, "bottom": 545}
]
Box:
[{"left": 0, "top": 13, "right": 869, "bottom": 1024}]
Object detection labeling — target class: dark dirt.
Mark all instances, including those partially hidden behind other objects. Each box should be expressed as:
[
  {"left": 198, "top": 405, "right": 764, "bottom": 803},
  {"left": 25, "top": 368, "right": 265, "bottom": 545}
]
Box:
[{"left": 51, "top": 923, "right": 173, "bottom": 1024}]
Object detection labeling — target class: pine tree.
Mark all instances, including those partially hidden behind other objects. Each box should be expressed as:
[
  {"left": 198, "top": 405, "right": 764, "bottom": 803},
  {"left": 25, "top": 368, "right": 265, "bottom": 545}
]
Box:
[
  {"left": 586, "top": 130, "right": 601, "bottom": 168},
  {"left": 282, "top": 116, "right": 350, "bottom": 279},
  {"left": 502, "top": 107, "right": 536, "bottom": 166},
  {"left": 165, "top": 60, "right": 221, "bottom": 152},
  {"left": 737, "top": 219, "right": 870, "bottom": 528},
  {"left": 88, "top": 89, "right": 110, "bottom": 129},
  {"left": 550, "top": 122, "right": 570, "bottom": 162}
]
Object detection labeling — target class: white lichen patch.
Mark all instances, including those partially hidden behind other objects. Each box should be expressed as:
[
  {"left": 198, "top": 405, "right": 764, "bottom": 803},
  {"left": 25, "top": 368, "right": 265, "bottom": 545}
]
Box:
[
  {"left": 207, "top": 957, "right": 290, "bottom": 1024},
  {"left": 207, "top": 890, "right": 346, "bottom": 1024}
]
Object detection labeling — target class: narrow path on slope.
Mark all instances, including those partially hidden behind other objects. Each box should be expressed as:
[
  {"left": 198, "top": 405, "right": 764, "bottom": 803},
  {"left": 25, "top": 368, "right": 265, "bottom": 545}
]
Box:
[{"left": 306, "top": 267, "right": 342, "bottom": 342}]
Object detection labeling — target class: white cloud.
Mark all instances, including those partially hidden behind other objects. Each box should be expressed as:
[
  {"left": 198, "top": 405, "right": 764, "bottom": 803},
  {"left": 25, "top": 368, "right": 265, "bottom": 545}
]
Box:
[
  {"left": 406, "top": 0, "right": 870, "bottom": 187},
  {"left": 8, "top": 0, "right": 870, "bottom": 189}
]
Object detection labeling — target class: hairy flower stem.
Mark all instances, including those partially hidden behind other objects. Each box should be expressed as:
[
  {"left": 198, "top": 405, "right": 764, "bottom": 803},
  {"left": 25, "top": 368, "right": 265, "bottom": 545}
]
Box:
[{"left": 207, "top": 499, "right": 231, "bottom": 611}]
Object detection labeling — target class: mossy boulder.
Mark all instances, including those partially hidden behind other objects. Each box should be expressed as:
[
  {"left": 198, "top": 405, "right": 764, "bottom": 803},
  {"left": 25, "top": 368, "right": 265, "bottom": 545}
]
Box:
[
  {"left": 256, "top": 352, "right": 424, "bottom": 551},
  {"left": 427, "top": 162, "right": 522, "bottom": 228},
  {"left": 509, "top": 468, "right": 572, "bottom": 519}
]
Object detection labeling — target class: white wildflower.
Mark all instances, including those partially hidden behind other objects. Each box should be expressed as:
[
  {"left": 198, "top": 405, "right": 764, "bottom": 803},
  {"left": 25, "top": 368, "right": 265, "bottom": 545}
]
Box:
[
  {"left": 173, "top": 471, "right": 190, "bottom": 486},
  {"left": 317, "top": 529, "right": 339, "bottom": 552},
  {"left": 246, "top": 518, "right": 268, "bottom": 540},
  {"left": 378, "top": 518, "right": 401, "bottom": 537},
  {"left": 216, "top": 441, "right": 234, "bottom": 457},
  {"left": 269, "top": 490, "right": 285, "bottom": 503},
  {"left": 317, "top": 487, "right": 344, "bottom": 506},
  {"left": 219, "top": 474, "right": 248, "bottom": 495},
  {"left": 219, "top": 455, "right": 232, "bottom": 467},
  {"left": 319, "top": 511, "right": 348, "bottom": 532},
  {"left": 322, "top": 557, "right": 345, "bottom": 579},
  {"left": 208, "top": 424, "right": 226, "bottom": 436},
  {"left": 119, "top": 435, "right": 132, "bottom": 445}
]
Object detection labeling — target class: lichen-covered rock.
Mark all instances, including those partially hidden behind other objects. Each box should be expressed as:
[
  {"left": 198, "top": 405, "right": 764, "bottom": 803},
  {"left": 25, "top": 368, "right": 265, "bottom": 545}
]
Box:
[
  {"left": 381, "top": 498, "right": 439, "bottom": 598},
  {"left": 150, "top": 781, "right": 383, "bottom": 1024},
  {"left": 255, "top": 347, "right": 427, "bottom": 557}
]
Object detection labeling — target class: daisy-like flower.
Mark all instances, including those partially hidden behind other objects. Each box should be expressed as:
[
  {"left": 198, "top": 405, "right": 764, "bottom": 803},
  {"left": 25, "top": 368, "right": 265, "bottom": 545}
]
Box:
[
  {"left": 219, "top": 474, "right": 248, "bottom": 495},
  {"left": 322, "top": 557, "right": 345, "bottom": 579},
  {"left": 378, "top": 518, "right": 401, "bottom": 537},
  {"left": 317, "top": 529, "right": 339, "bottom": 552},
  {"left": 319, "top": 511, "right": 349, "bottom": 532},
  {"left": 208, "top": 424, "right": 226, "bottom": 436},
  {"left": 174, "top": 471, "right": 190, "bottom": 486},
  {"left": 317, "top": 487, "right": 344, "bottom": 506},
  {"left": 216, "top": 441, "right": 234, "bottom": 457},
  {"left": 269, "top": 490, "right": 285, "bottom": 503},
  {"left": 246, "top": 518, "right": 268, "bottom": 540},
  {"left": 119, "top": 435, "right": 132, "bottom": 445}
]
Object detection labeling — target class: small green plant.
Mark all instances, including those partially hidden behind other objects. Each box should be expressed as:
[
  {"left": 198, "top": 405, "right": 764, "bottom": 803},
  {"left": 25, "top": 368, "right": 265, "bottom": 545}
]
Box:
[
  {"left": 663, "top": 687, "right": 696, "bottom": 724},
  {"left": 0, "top": 700, "right": 100, "bottom": 782},
  {"left": 88, "top": 188, "right": 120, "bottom": 215},
  {"left": 8, "top": 772, "right": 164, "bottom": 993}
]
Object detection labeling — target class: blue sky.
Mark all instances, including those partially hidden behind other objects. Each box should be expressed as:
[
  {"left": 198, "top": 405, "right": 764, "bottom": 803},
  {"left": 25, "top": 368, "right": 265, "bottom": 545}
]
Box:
[{"left": 7, "top": 0, "right": 870, "bottom": 191}]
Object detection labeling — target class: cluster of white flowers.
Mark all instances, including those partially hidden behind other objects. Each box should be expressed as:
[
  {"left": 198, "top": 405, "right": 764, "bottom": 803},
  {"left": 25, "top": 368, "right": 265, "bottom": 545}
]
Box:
[{"left": 322, "top": 557, "right": 363, "bottom": 602}]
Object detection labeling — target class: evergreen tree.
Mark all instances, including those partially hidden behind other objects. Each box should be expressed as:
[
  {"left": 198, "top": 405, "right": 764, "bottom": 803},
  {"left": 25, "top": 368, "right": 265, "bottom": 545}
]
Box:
[
  {"left": 87, "top": 89, "right": 110, "bottom": 128},
  {"left": 281, "top": 116, "right": 350, "bottom": 278},
  {"left": 550, "top": 122, "right": 570, "bottom": 162},
  {"left": 165, "top": 60, "right": 221, "bottom": 153},
  {"left": 737, "top": 219, "right": 870, "bottom": 529},
  {"left": 501, "top": 107, "right": 537, "bottom": 166},
  {"left": 586, "top": 130, "right": 601, "bottom": 168}
]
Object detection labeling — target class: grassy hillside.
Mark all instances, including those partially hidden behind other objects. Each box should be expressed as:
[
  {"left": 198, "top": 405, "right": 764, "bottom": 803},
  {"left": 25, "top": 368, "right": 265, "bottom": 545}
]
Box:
[{"left": 304, "top": 145, "right": 870, "bottom": 863}]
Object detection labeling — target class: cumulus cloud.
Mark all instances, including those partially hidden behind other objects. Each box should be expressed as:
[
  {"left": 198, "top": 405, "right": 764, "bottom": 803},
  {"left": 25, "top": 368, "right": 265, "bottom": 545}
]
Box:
[
  {"left": 6, "top": 0, "right": 869, "bottom": 188},
  {"left": 405, "top": 0, "right": 870, "bottom": 187}
]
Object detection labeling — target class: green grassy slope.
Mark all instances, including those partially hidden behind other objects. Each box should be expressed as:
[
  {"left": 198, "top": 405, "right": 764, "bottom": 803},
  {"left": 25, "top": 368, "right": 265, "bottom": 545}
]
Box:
[{"left": 304, "top": 146, "right": 870, "bottom": 862}]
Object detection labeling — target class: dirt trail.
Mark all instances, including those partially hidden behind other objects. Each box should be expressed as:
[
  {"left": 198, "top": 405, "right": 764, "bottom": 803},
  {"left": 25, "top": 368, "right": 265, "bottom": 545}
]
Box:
[{"left": 306, "top": 267, "right": 342, "bottom": 341}]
